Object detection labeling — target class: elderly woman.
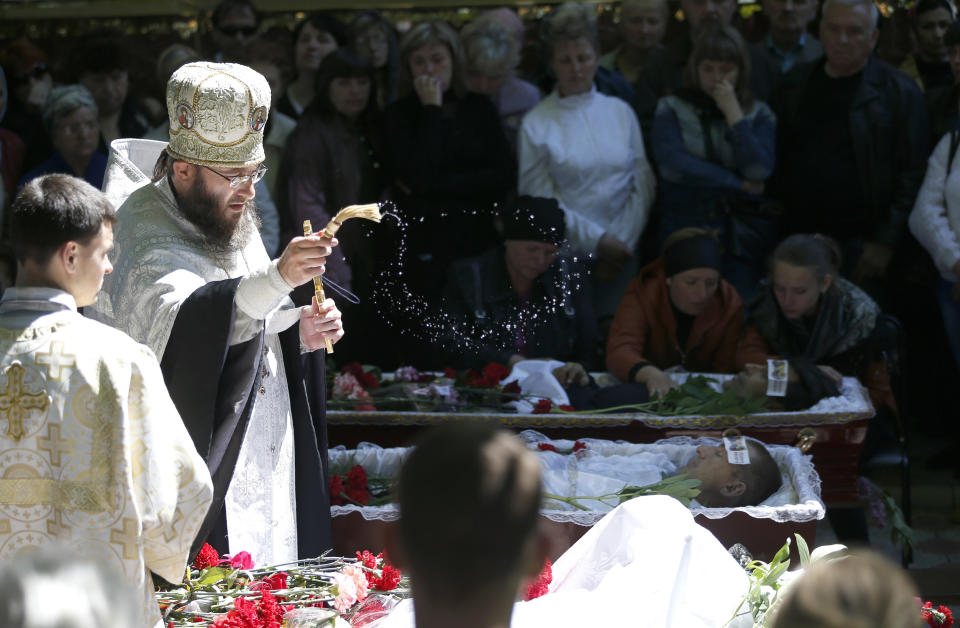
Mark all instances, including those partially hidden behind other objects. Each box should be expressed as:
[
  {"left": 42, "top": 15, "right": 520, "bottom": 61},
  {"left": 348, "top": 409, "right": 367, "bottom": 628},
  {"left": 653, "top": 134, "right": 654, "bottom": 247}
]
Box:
[
  {"left": 900, "top": 0, "right": 955, "bottom": 92},
  {"left": 600, "top": 0, "right": 670, "bottom": 84},
  {"left": 278, "top": 13, "right": 345, "bottom": 119},
  {"left": 606, "top": 229, "right": 743, "bottom": 397},
  {"left": 20, "top": 85, "right": 106, "bottom": 189},
  {"left": 652, "top": 24, "right": 777, "bottom": 302},
  {"left": 460, "top": 18, "right": 540, "bottom": 147},
  {"left": 349, "top": 11, "right": 400, "bottom": 109},
  {"left": 383, "top": 19, "right": 515, "bottom": 298},
  {"left": 519, "top": 2, "right": 656, "bottom": 324}
]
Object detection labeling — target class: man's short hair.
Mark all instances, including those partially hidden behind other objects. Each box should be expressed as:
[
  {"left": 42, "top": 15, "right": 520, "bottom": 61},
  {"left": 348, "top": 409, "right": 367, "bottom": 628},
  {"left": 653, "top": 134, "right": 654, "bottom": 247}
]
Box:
[
  {"left": 732, "top": 440, "right": 782, "bottom": 507},
  {"left": 11, "top": 174, "right": 117, "bottom": 266},
  {"left": 822, "top": 0, "right": 880, "bottom": 30},
  {"left": 397, "top": 424, "right": 542, "bottom": 598}
]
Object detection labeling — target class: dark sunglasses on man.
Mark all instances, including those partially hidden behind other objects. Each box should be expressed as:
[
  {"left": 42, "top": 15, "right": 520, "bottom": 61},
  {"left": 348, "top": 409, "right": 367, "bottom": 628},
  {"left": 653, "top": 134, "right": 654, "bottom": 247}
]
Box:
[{"left": 11, "top": 63, "right": 48, "bottom": 87}]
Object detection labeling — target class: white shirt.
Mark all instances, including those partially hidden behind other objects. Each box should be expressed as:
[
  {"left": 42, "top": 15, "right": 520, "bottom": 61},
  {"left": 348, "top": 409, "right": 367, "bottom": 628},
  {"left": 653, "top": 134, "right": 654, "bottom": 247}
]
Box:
[
  {"left": 910, "top": 131, "right": 960, "bottom": 281},
  {"left": 518, "top": 86, "right": 656, "bottom": 255}
]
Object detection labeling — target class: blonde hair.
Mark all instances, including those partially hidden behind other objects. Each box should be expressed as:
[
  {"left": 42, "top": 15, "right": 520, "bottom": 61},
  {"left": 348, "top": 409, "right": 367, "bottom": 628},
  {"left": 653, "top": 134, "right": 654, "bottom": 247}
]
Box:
[
  {"left": 771, "top": 551, "right": 923, "bottom": 628},
  {"left": 461, "top": 19, "right": 520, "bottom": 77},
  {"left": 547, "top": 2, "right": 600, "bottom": 57},
  {"left": 398, "top": 19, "right": 465, "bottom": 96}
]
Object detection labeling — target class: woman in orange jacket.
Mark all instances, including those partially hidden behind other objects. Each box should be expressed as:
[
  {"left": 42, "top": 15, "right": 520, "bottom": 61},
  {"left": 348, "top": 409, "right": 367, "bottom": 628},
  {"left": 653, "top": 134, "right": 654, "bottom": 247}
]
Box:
[{"left": 606, "top": 228, "right": 744, "bottom": 397}]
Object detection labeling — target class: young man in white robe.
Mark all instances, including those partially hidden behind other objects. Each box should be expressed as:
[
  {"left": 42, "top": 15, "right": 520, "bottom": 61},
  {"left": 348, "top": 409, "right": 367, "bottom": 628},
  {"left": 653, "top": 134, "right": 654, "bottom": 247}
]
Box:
[
  {"left": 90, "top": 62, "right": 344, "bottom": 565},
  {"left": 0, "top": 174, "right": 213, "bottom": 628}
]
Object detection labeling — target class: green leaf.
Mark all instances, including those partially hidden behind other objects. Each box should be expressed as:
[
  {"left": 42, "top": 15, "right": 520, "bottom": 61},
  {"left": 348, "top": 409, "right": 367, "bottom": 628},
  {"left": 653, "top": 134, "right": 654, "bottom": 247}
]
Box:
[
  {"left": 197, "top": 567, "right": 231, "bottom": 586},
  {"left": 760, "top": 560, "right": 790, "bottom": 587},
  {"left": 768, "top": 537, "right": 792, "bottom": 569},
  {"left": 795, "top": 533, "right": 810, "bottom": 567}
]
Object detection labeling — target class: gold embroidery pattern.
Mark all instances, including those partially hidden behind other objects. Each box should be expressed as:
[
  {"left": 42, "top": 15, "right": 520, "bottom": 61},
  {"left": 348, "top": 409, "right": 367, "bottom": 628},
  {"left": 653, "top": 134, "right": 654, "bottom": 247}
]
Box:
[
  {"left": 34, "top": 341, "right": 76, "bottom": 381},
  {"left": 37, "top": 425, "right": 75, "bottom": 467},
  {"left": 0, "top": 362, "right": 50, "bottom": 442}
]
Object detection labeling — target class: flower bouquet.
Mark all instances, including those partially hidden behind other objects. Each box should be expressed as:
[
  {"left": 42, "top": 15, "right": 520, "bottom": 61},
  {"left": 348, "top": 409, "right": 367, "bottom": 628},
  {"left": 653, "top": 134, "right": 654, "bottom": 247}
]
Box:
[
  {"left": 328, "top": 362, "right": 524, "bottom": 413},
  {"left": 155, "top": 544, "right": 407, "bottom": 627}
]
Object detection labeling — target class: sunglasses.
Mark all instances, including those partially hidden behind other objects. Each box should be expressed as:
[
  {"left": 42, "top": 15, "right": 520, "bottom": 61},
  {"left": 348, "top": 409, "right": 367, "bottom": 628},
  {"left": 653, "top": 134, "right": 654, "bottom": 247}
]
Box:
[
  {"left": 217, "top": 25, "right": 258, "bottom": 37},
  {"left": 11, "top": 63, "right": 48, "bottom": 87}
]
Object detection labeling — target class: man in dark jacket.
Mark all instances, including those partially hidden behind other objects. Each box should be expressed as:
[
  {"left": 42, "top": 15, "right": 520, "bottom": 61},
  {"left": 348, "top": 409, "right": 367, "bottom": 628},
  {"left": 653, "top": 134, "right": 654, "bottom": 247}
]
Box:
[
  {"left": 770, "top": 0, "right": 930, "bottom": 301},
  {"left": 438, "top": 196, "right": 601, "bottom": 383}
]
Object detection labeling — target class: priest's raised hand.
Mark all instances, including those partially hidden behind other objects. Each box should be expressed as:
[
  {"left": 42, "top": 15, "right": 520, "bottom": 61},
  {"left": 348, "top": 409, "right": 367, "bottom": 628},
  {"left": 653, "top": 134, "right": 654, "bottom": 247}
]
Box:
[{"left": 277, "top": 232, "right": 337, "bottom": 287}]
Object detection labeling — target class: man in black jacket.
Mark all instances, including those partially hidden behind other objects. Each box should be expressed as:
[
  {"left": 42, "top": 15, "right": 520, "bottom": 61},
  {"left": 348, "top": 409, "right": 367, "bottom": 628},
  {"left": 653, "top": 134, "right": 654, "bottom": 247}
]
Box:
[
  {"left": 770, "top": 0, "right": 929, "bottom": 301},
  {"left": 438, "top": 196, "right": 601, "bottom": 385}
]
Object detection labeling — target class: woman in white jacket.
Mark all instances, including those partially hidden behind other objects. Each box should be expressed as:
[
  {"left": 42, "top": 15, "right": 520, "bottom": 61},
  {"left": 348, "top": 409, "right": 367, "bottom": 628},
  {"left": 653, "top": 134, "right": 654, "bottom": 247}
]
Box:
[
  {"left": 518, "top": 2, "right": 656, "bottom": 326},
  {"left": 909, "top": 129, "right": 960, "bottom": 367}
]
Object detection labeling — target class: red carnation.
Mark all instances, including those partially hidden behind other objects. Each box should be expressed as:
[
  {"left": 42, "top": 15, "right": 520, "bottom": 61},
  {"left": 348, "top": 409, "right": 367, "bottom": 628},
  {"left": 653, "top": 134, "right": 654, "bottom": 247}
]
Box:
[
  {"left": 416, "top": 373, "right": 436, "bottom": 383},
  {"left": 501, "top": 380, "right": 522, "bottom": 402},
  {"left": 346, "top": 465, "right": 368, "bottom": 489},
  {"left": 482, "top": 362, "right": 510, "bottom": 382},
  {"left": 345, "top": 486, "right": 371, "bottom": 505},
  {"left": 373, "top": 564, "right": 402, "bottom": 591},
  {"left": 523, "top": 559, "right": 552, "bottom": 600},
  {"left": 443, "top": 367, "right": 457, "bottom": 379},
  {"left": 922, "top": 601, "right": 955, "bottom": 627},
  {"left": 329, "top": 474, "right": 345, "bottom": 505},
  {"left": 532, "top": 399, "right": 553, "bottom": 414},
  {"left": 262, "top": 572, "right": 288, "bottom": 591},
  {"left": 572, "top": 441, "right": 586, "bottom": 452},
  {"left": 356, "top": 550, "right": 378, "bottom": 569},
  {"left": 537, "top": 443, "right": 557, "bottom": 452},
  {"left": 559, "top": 404, "right": 575, "bottom": 412},
  {"left": 193, "top": 543, "right": 220, "bottom": 570}
]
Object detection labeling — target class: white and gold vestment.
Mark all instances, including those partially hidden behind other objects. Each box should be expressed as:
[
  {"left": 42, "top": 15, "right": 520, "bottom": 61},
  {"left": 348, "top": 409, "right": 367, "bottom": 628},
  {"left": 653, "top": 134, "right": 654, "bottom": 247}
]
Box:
[{"left": 0, "top": 287, "right": 213, "bottom": 628}]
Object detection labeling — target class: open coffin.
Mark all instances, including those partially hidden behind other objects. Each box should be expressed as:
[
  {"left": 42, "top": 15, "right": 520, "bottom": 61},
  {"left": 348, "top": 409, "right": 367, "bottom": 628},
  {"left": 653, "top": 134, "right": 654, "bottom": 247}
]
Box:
[{"left": 328, "top": 431, "right": 824, "bottom": 562}]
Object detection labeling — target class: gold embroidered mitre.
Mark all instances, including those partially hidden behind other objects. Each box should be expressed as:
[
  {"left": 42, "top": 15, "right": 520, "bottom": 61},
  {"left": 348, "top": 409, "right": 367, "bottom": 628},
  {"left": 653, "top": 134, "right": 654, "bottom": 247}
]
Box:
[{"left": 165, "top": 61, "right": 270, "bottom": 168}]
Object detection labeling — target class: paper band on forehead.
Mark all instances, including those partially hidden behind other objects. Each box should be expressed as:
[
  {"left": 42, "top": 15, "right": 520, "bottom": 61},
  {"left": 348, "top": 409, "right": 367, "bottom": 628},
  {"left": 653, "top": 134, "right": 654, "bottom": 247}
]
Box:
[{"left": 663, "top": 235, "right": 722, "bottom": 277}]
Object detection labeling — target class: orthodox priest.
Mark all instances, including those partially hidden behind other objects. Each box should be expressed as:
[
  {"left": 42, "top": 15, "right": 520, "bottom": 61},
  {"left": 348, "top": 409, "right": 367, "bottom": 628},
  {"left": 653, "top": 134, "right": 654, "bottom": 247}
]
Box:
[
  {"left": 0, "top": 174, "right": 213, "bottom": 628},
  {"left": 90, "top": 62, "right": 344, "bottom": 564}
]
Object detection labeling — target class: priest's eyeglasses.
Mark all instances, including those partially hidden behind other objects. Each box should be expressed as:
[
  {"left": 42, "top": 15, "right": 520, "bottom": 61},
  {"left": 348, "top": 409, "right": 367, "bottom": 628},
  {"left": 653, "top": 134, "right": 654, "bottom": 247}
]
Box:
[{"left": 202, "top": 164, "right": 268, "bottom": 188}]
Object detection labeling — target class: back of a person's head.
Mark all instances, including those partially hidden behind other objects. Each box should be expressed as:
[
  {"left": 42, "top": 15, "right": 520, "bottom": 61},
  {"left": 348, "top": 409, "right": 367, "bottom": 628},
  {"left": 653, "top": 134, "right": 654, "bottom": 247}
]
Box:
[
  {"left": 734, "top": 440, "right": 781, "bottom": 506},
  {"left": 771, "top": 550, "right": 923, "bottom": 628},
  {"left": 0, "top": 546, "right": 139, "bottom": 628},
  {"left": 397, "top": 424, "right": 542, "bottom": 599},
  {"left": 11, "top": 174, "right": 117, "bottom": 266}
]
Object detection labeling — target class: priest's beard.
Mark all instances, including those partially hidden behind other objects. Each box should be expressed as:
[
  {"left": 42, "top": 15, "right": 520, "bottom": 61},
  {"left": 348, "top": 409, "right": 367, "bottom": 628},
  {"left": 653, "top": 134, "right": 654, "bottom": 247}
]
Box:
[{"left": 176, "top": 176, "right": 261, "bottom": 253}]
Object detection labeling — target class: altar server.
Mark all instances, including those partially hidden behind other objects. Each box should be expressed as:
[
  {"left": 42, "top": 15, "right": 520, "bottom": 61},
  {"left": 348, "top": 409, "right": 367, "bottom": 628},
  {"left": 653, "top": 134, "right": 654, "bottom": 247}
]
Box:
[
  {"left": 90, "top": 62, "right": 344, "bottom": 564},
  {"left": 0, "top": 174, "right": 213, "bottom": 628}
]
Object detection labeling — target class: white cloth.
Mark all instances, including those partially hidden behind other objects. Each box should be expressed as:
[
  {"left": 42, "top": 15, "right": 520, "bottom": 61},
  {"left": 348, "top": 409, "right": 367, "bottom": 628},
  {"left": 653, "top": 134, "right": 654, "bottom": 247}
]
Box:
[
  {"left": 518, "top": 86, "right": 656, "bottom": 255},
  {"left": 502, "top": 359, "right": 569, "bottom": 408},
  {"left": 0, "top": 288, "right": 213, "bottom": 628},
  {"left": 379, "top": 496, "right": 749, "bottom": 628},
  {"left": 909, "top": 130, "right": 960, "bottom": 281},
  {"left": 92, "top": 138, "right": 300, "bottom": 566}
]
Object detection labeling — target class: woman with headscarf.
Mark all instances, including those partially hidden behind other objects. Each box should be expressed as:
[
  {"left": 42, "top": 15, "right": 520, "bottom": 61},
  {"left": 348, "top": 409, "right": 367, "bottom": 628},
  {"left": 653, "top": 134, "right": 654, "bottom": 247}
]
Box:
[{"left": 606, "top": 228, "right": 743, "bottom": 397}]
